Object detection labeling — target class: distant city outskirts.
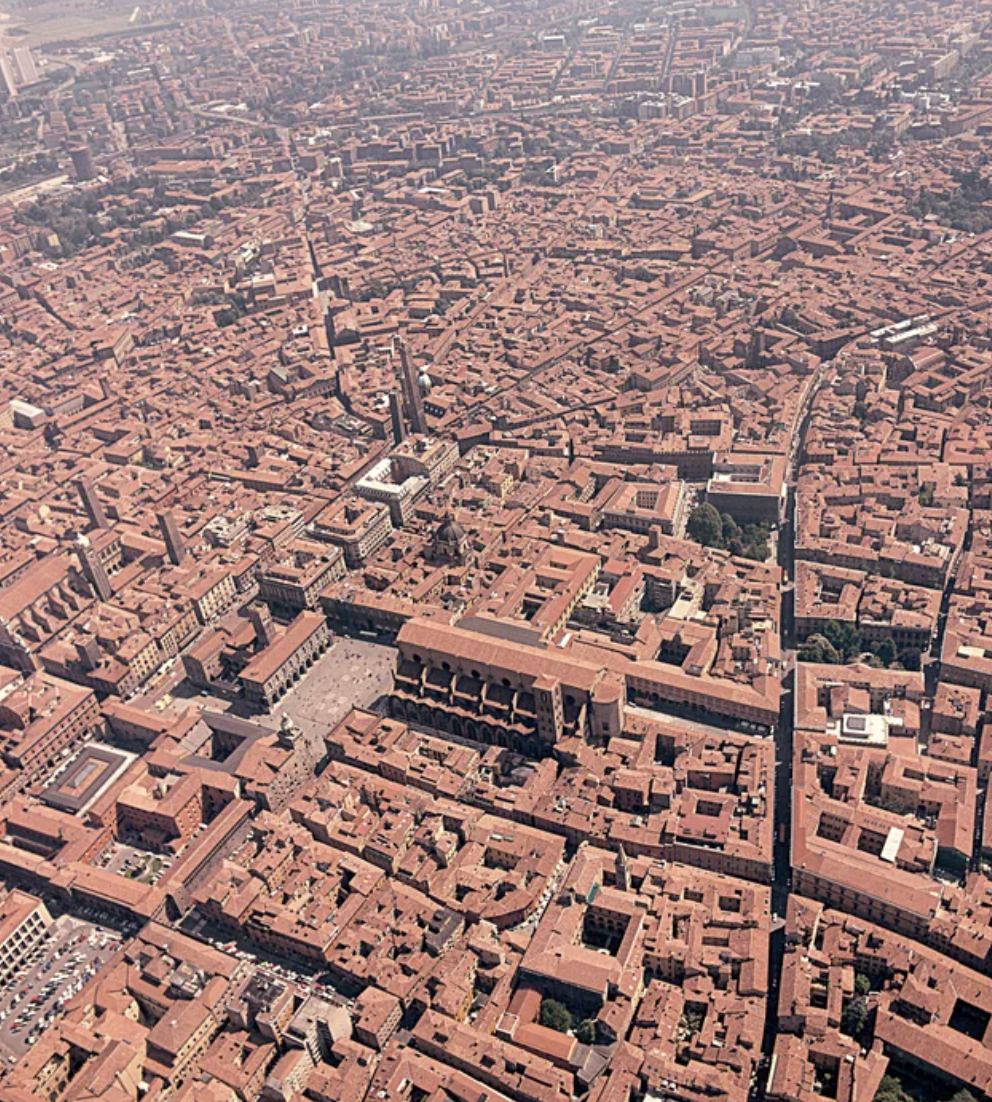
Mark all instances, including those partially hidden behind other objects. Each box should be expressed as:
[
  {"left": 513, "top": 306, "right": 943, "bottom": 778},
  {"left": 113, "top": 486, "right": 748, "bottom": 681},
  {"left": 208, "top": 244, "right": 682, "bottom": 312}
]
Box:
[{"left": 0, "top": 1, "right": 990, "bottom": 1102}]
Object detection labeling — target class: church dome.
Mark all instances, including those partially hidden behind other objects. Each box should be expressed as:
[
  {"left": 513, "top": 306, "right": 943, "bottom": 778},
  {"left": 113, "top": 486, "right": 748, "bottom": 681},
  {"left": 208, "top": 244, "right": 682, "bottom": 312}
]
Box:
[{"left": 436, "top": 515, "right": 465, "bottom": 544}]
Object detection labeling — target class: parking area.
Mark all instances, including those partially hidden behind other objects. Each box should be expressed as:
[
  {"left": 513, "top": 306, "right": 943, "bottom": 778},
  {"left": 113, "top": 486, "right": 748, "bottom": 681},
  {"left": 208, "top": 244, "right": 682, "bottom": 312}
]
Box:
[
  {"left": 0, "top": 915, "right": 124, "bottom": 1061},
  {"left": 99, "top": 841, "right": 173, "bottom": 885},
  {"left": 181, "top": 911, "right": 354, "bottom": 1011}
]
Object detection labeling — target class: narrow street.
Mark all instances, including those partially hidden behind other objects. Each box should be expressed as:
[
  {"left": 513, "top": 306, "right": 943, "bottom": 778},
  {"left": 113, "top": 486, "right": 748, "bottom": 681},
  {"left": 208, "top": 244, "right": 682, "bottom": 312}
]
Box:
[
  {"left": 757, "top": 488, "right": 796, "bottom": 1097},
  {"left": 756, "top": 367, "right": 820, "bottom": 1097}
]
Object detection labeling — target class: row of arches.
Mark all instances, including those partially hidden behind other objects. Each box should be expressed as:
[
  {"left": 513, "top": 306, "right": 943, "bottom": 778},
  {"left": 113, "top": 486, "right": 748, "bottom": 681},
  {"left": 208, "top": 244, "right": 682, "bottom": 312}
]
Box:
[
  {"left": 259, "top": 634, "right": 330, "bottom": 707},
  {"left": 389, "top": 697, "right": 545, "bottom": 757}
]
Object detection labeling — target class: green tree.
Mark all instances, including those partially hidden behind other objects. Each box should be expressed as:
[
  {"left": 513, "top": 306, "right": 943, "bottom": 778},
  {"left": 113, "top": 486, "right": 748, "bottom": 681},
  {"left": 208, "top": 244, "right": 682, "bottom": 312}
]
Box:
[
  {"left": 899, "top": 649, "right": 922, "bottom": 672},
  {"left": 843, "top": 625, "right": 863, "bottom": 661},
  {"left": 743, "top": 541, "right": 770, "bottom": 562},
  {"left": 875, "top": 638, "right": 897, "bottom": 667},
  {"left": 822, "top": 620, "right": 844, "bottom": 649},
  {"left": 840, "top": 995, "right": 868, "bottom": 1038},
  {"left": 800, "top": 634, "right": 841, "bottom": 664},
  {"left": 721, "top": 513, "right": 741, "bottom": 545},
  {"left": 948, "top": 1091, "right": 978, "bottom": 1102},
  {"left": 875, "top": 1076, "right": 913, "bottom": 1102},
  {"left": 575, "top": 1019, "right": 596, "bottom": 1045},
  {"left": 822, "top": 620, "right": 861, "bottom": 661},
  {"left": 688, "top": 504, "right": 724, "bottom": 548},
  {"left": 540, "top": 999, "right": 572, "bottom": 1034},
  {"left": 854, "top": 973, "right": 871, "bottom": 996}
]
